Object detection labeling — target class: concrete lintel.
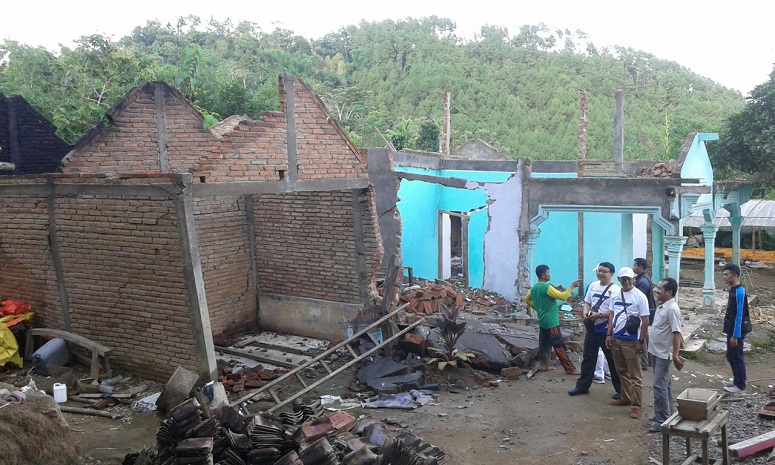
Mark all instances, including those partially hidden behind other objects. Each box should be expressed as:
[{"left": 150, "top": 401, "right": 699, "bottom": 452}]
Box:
[
  {"left": 0, "top": 182, "right": 180, "bottom": 197},
  {"left": 192, "top": 181, "right": 287, "bottom": 197},
  {"left": 292, "top": 178, "right": 370, "bottom": 192},
  {"left": 397, "top": 172, "right": 470, "bottom": 188},
  {"left": 391, "top": 151, "right": 521, "bottom": 172},
  {"left": 191, "top": 178, "right": 370, "bottom": 197},
  {"left": 527, "top": 177, "right": 686, "bottom": 228}
]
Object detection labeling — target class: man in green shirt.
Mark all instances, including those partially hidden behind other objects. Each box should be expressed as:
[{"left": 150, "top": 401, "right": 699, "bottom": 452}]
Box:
[{"left": 525, "top": 264, "right": 581, "bottom": 377}]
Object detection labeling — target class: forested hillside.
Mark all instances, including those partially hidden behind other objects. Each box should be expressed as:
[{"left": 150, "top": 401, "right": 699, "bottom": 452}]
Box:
[{"left": 0, "top": 16, "right": 744, "bottom": 160}]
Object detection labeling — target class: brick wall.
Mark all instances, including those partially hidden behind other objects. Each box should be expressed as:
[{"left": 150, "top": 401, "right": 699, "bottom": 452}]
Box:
[
  {"left": 0, "top": 191, "right": 62, "bottom": 326},
  {"left": 194, "top": 196, "right": 256, "bottom": 338},
  {"left": 0, "top": 175, "right": 203, "bottom": 381},
  {"left": 254, "top": 191, "right": 363, "bottom": 303},
  {"left": 193, "top": 114, "right": 289, "bottom": 182},
  {"left": 360, "top": 186, "right": 384, "bottom": 278}
]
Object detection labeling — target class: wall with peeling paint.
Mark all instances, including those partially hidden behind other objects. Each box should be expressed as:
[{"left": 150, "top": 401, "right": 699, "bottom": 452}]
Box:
[{"left": 395, "top": 165, "right": 519, "bottom": 298}]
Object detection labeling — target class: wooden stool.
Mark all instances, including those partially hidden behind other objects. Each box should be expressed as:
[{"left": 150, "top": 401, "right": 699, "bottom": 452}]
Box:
[
  {"left": 25, "top": 328, "right": 113, "bottom": 381},
  {"left": 659, "top": 410, "right": 729, "bottom": 465}
]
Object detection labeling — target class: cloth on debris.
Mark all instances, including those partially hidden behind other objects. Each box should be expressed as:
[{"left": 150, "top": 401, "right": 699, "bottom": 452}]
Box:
[
  {"left": 133, "top": 392, "right": 161, "bottom": 412},
  {"left": 4, "top": 391, "right": 26, "bottom": 404},
  {"left": 1, "top": 300, "right": 32, "bottom": 316},
  {"left": 0, "top": 312, "right": 34, "bottom": 368},
  {"left": 362, "top": 390, "right": 435, "bottom": 409}
]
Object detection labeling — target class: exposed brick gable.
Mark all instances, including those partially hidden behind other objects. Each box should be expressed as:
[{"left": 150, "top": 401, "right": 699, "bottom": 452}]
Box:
[
  {"left": 279, "top": 77, "right": 367, "bottom": 180},
  {"left": 62, "top": 83, "right": 216, "bottom": 175},
  {"left": 192, "top": 113, "right": 288, "bottom": 182}
]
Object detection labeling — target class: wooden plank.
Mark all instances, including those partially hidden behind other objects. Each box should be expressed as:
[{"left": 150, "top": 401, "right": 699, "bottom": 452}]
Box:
[
  {"left": 729, "top": 429, "right": 775, "bottom": 458},
  {"left": 679, "top": 453, "right": 698, "bottom": 465},
  {"left": 59, "top": 406, "right": 123, "bottom": 419}
]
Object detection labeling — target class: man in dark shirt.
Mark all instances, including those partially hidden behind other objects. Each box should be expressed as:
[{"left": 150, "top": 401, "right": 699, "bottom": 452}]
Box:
[
  {"left": 722, "top": 264, "right": 750, "bottom": 393},
  {"left": 633, "top": 258, "right": 656, "bottom": 370}
]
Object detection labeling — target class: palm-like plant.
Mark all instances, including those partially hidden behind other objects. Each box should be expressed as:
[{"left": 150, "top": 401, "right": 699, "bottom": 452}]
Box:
[{"left": 428, "top": 304, "right": 474, "bottom": 370}]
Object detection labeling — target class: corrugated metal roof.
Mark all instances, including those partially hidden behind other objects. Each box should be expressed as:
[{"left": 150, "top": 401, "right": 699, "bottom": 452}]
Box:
[{"left": 684, "top": 199, "right": 775, "bottom": 229}]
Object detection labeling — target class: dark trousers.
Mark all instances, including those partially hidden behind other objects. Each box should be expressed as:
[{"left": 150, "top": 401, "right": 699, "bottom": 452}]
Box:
[
  {"left": 538, "top": 326, "right": 576, "bottom": 373},
  {"left": 726, "top": 334, "right": 747, "bottom": 390},
  {"left": 576, "top": 329, "right": 621, "bottom": 393}
]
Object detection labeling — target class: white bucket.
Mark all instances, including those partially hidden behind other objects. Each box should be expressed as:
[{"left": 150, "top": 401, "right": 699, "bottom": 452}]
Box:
[{"left": 53, "top": 383, "right": 67, "bottom": 403}]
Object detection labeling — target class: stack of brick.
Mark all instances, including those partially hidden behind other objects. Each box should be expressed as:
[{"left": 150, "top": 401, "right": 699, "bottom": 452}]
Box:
[{"left": 399, "top": 283, "right": 463, "bottom": 315}]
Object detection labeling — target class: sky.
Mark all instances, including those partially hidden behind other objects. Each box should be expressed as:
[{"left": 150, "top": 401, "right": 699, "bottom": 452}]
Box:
[{"left": 3, "top": 0, "right": 774, "bottom": 95}]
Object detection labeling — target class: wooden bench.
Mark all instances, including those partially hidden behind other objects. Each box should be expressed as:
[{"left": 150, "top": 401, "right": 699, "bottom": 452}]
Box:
[{"left": 24, "top": 328, "right": 113, "bottom": 381}]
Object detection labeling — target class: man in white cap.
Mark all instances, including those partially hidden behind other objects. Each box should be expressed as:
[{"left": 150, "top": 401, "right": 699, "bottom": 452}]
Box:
[{"left": 605, "top": 266, "right": 651, "bottom": 419}]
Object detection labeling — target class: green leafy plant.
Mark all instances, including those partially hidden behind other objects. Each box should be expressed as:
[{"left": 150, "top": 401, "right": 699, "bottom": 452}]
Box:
[{"left": 428, "top": 304, "right": 474, "bottom": 371}]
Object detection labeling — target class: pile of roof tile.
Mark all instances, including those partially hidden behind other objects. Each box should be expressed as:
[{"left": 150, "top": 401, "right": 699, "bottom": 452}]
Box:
[{"left": 123, "top": 396, "right": 446, "bottom": 465}]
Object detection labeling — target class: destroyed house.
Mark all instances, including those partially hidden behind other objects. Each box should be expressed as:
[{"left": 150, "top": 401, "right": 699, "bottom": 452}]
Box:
[
  {"left": 0, "top": 75, "right": 383, "bottom": 382},
  {"left": 370, "top": 123, "right": 734, "bottom": 307},
  {"left": 0, "top": 93, "right": 72, "bottom": 174}
]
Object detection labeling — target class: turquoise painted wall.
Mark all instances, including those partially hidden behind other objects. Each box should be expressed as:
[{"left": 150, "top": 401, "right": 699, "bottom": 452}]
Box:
[
  {"left": 396, "top": 177, "right": 441, "bottom": 280},
  {"left": 530, "top": 171, "right": 632, "bottom": 291},
  {"left": 395, "top": 167, "right": 512, "bottom": 288},
  {"left": 680, "top": 134, "right": 715, "bottom": 207}
]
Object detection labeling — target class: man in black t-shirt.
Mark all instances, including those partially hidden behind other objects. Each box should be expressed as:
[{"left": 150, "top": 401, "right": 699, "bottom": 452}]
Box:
[{"left": 633, "top": 258, "right": 656, "bottom": 370}]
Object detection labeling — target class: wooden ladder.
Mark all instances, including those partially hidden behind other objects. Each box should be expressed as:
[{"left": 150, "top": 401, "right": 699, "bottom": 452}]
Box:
[{"left": 229, "top": 302, "right": 422, "bottom": 413}]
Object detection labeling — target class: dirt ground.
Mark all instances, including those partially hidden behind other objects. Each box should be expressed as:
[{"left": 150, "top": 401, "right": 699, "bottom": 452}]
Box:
[{"left": 4, "top": 261, "right": 775, "bottom": 465}]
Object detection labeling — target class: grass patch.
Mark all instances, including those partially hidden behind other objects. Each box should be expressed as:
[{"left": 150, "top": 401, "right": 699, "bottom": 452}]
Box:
[
  {"left": 748, "top": 337, "right": 773, "bottom": 351},
  {"left": 679, "top": 350, "right": 708, "bottom": 363}
]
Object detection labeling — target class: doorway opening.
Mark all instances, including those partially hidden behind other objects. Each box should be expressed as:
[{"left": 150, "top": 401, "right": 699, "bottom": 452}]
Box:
[{"left": 439, "top": 211, "right": 468, "bottom": 286}]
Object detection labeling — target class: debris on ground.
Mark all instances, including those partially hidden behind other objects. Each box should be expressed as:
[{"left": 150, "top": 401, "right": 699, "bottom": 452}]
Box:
[
  {"left": 122, "top": 395, "right": 447, "bottom": 465},
  {"left": 0, "top": 381, "right": 79, "bottom": 465}
]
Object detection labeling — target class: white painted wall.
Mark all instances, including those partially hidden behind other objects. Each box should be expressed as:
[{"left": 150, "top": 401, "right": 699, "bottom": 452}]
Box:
[
  {"left": 479, "top": 174, "right": 521, "bottom": 301},
  {"left": 633, "top": 213, "right": 648, "bottom": 259},
  {"left": 441, "top": 213, "right": 451, "bottom": 279}
]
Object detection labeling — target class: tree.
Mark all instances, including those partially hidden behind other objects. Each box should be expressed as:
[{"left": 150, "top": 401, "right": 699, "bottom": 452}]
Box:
[
  {"left": 712, "top": 66, "right": 775, "bottom": 196},
  {"left": 416, "top": 120, "right": 440, "bottom": 152}
]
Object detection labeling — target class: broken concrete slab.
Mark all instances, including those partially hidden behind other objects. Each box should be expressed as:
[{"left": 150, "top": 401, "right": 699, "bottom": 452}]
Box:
[
  {"left": 456, "top": 331, "right": 512, "bottom": 370},
  {"left": 357, "top": 357, "right": 407, "bottom": 384},
  {"left": 156, "top": 366, "right": 199, "bottom": 412}
]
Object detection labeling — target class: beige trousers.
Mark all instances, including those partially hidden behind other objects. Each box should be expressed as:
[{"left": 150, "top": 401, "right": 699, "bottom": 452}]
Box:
[{"left": 611, "top": 338, "right": 643, "bottom": 408}]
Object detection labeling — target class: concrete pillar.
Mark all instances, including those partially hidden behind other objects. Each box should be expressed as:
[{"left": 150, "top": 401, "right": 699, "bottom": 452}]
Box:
[
  {"left": 526, "top": 229, "right": 541, "bottom": 285},
  {"left": 700, "top": 223, "right": 718, "bottom": 308},
  {"left": 173, "top": 174, "right": 218, "bottom": 382},
  {"left": 652, "top": 224, "right": 666, "bottom": 282},
  {"left": 730, "top": 215, "right": 743, "bottom": 266},
  {"left": 613, "top": 90, "right": 624, "bottom": 169},
  {"left": 441, "top": 91, "right": 451, "bottom": 157},
  {"left": 664, "top": 236, "right": 687, "bottom": 299}
]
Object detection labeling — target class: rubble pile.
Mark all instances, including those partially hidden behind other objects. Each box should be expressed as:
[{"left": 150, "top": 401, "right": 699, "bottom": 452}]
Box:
[
  {"left": 399, "top": 282, "right": 462, "bottom": 315},
  {"left": 399, "top": 278, "right": 512, "bottom": 316},
  {"left": 636, "top": 161, "right": 675, "bottom": 178},
  {"left": 123, "top": 395, "right": 446, "bottom": 465}
]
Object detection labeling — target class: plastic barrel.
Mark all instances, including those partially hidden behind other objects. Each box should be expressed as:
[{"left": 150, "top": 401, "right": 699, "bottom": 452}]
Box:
[{"left": 32, "top": 338, "right": 72, "bottom": 374}]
